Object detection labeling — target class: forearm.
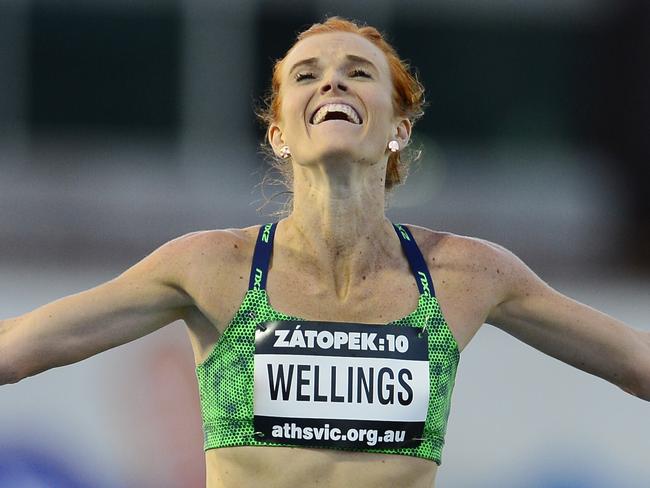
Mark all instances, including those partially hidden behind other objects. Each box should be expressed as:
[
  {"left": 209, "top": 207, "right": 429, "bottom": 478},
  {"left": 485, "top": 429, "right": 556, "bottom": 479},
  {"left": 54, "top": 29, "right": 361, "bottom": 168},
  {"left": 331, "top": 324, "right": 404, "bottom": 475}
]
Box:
[
  {"left": 2, "top": 287, "right": 184, "bottom": 385},
  {"left": 493, "top": 284, "right": 648, "bottom": 401}
]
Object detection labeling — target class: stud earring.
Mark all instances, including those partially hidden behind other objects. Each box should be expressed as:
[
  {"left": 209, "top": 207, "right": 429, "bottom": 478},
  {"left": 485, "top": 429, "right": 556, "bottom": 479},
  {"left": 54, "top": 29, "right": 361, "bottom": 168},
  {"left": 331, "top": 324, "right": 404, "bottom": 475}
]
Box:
[
  {"left": 279, "top": 145, "right": 291, "bottom": 159},
  {"left": 388, "top": 140, "right": 400, "bottom": 153}
]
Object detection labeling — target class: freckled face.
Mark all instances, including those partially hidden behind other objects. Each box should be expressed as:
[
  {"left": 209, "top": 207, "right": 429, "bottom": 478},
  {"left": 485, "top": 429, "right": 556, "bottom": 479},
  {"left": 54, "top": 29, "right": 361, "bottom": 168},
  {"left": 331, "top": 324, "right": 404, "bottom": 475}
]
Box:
[{"left": 273, "top": 32, "right": 398, "bottom": 167}]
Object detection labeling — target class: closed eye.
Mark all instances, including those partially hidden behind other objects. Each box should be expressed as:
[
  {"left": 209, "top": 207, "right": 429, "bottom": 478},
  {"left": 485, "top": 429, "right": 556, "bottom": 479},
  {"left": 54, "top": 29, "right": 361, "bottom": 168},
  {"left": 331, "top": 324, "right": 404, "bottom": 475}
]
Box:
[
  {"left": 350, "top": 68, "right": 372, "bottom": 79},
  {"left": 295, "top": 72, "right": 315, "bottom": 82}
]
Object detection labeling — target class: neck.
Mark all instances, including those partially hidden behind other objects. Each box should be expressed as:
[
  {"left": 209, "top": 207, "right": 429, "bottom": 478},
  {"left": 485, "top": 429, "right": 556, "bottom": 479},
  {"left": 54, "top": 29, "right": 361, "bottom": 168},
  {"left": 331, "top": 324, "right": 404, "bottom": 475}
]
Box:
[
  {"left": 287, "top": 159, "right": 391, "bottom": 250},
  {"left": 278, "top": 160, "right": 400, "bottom": 298}
]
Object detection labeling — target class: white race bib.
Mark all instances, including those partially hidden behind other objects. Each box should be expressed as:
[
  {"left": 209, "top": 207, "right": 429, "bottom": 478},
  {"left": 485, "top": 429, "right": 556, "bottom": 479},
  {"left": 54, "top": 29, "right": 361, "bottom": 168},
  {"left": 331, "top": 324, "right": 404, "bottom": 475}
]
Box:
[{"left": 254, "top": 320, "right": 429, "bottom": 449}]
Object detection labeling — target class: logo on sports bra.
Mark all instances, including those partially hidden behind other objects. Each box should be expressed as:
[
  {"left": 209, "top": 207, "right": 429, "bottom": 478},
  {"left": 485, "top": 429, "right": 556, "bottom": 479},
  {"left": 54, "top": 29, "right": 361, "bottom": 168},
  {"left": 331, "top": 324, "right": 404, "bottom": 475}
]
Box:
[
  {"left": 396, "top": 224, "right": 410, "bottom": 241},
  {"left": 262, "top": 223, "right": 273, "bottom": 243},
  {"left": 253, "top": 267, "right": 264, "bottom": 290},
  {"left": 417, "top": 271, "right": 431, "bottom": 296}
]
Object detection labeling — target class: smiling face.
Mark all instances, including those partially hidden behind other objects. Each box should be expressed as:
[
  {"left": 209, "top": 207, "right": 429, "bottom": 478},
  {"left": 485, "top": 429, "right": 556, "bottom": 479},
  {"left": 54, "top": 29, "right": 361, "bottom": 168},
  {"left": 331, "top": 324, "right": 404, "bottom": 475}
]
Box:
[{"left": 268, "top": 32, "right": 410, "bottom": 169}]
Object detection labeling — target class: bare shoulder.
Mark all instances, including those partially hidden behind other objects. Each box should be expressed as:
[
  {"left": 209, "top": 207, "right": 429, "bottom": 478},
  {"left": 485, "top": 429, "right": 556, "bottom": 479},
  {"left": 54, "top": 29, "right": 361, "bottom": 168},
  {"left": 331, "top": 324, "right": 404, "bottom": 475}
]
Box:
[
  {"left": 404, "top": 223, "right": 517, "bottom": 272},
  {"left": 157, "top": 225, "right": 261, "bottom": 284},
  {"left": 402, "top": 224, "right": 545, "bottom": 349},
  {"left": 404, "top": 224, "right": 535, "bottom": 308},
  {"left": 116, "top": 227, "right": 256, "bottom": 296},
  {"left": 165, "top": 225, "right": 259, "bottom": 261}
]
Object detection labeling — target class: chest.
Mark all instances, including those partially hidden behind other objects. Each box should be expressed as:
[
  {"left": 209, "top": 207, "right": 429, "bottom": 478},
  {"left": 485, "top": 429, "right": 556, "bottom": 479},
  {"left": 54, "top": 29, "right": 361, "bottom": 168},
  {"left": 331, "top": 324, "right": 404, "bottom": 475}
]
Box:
[
  {"left": 264, "top": 265, "right": 423, "bottom": 325},
  {"left": 187, "top": 245, "right": 489, "bottom": 361},
  {"left": 186, "top": 260, "right": 422, "bottom": 367}
]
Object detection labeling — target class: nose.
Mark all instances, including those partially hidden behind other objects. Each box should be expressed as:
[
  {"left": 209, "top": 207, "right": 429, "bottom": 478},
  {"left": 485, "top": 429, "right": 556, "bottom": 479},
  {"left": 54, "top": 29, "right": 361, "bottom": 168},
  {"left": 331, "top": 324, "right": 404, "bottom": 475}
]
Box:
[{"left": 320, "top": 71, "right": 348, "bottom": 94}]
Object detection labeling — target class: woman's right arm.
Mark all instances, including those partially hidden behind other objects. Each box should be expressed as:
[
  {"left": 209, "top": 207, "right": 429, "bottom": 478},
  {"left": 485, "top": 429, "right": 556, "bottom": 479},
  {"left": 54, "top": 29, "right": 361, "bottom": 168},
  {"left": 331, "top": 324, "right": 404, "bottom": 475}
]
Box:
[{"left": 0, "top": 233, "right": 199, "bottom": 385}]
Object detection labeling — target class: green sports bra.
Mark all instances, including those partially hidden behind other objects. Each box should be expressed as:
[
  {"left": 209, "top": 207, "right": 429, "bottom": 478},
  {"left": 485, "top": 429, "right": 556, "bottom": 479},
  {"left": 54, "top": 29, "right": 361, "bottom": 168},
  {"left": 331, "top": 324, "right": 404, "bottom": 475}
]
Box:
[{"left": 195, "top": 223, "right": 460, "bottom": 465}]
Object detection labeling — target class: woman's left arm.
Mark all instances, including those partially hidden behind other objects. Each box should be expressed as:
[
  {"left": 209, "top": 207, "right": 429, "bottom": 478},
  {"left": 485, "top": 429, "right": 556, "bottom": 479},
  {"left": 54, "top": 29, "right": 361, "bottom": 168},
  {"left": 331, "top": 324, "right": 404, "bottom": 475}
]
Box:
[{"left": 486, "top": 244, "right": 650, "bottom": 401}]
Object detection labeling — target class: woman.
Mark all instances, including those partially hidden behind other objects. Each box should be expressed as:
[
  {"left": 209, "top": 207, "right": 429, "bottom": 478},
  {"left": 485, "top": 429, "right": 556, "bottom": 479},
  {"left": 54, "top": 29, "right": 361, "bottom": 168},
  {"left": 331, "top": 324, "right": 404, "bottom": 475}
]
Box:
[{"left": 1, "top": 17, "right": 648, "bottom": 488}]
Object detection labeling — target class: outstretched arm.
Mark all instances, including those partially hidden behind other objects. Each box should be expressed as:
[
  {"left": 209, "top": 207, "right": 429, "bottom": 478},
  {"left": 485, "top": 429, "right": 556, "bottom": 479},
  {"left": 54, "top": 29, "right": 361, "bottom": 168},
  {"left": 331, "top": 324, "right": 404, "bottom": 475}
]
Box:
[
  {"left": 0, "top": 234, "right": 198, "bottom": 385},
  {"left": 485, "top": 243, "right": 650, "bottom": 401}
]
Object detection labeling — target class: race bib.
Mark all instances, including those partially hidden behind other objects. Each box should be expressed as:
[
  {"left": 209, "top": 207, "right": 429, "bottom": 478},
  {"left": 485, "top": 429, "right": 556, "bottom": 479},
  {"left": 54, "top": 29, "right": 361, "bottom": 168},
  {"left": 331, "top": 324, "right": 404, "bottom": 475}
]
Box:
[{"left": 254, "top": 320, "right": 429, "bottom": 449}]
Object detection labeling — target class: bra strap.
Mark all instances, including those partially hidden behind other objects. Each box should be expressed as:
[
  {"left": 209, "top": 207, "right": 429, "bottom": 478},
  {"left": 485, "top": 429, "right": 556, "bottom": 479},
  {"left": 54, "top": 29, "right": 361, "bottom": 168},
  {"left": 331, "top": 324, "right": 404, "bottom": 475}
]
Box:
[
  {"left": 248, "top": 222, "right": 277, "bottom": 291},
  {"left": 392, "top": 223, "right": 436, "bottom": 297}
]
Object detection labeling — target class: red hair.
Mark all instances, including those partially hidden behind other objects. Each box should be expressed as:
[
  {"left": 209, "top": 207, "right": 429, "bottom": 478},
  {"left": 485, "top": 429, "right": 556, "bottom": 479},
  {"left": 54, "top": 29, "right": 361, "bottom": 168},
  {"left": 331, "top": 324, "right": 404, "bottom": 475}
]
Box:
[{"left": 259, "top": 16, "right": 425, "bottom": 193}]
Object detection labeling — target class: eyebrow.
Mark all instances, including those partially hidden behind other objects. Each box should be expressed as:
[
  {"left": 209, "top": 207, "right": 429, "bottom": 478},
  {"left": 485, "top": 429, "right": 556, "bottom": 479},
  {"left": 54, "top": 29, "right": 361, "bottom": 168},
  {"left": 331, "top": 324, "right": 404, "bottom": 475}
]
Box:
[
  {"left": 288, "top": 54, "right": 378, "bottom": 76},
  {"left": 345, "top": 54, "right": 377, "bottom": 71},
  {"left": 288, "top": 57, "right": 319, "bottom": 76}
]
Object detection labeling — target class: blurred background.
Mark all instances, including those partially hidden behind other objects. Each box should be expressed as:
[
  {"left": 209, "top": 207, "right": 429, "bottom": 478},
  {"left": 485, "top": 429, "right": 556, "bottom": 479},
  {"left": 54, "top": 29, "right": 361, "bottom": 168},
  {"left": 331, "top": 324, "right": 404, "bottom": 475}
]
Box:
[{"left": 0, "top": 0, "right": 648, "bottom": 486}]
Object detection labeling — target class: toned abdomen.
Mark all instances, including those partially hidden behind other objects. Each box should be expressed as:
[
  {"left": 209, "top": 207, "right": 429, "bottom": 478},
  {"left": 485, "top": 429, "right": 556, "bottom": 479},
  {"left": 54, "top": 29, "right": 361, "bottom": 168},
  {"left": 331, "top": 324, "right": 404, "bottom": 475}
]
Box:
[{"left": 205, "top": 445, "right": 438, "bottom": 488}]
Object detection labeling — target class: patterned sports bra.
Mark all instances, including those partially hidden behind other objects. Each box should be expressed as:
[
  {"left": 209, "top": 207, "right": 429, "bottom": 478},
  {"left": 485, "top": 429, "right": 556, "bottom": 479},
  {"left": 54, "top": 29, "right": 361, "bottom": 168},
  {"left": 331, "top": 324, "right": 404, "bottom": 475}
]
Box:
[{"left": 195, "top": 222, "right": 460, "bottom": 465}]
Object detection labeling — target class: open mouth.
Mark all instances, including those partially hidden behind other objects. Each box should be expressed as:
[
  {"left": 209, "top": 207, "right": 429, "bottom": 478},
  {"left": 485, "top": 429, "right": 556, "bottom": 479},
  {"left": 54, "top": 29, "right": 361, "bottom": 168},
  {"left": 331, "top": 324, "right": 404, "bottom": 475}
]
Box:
[{"left": 310, "top": 103, "right": 362, "bottom": 125}]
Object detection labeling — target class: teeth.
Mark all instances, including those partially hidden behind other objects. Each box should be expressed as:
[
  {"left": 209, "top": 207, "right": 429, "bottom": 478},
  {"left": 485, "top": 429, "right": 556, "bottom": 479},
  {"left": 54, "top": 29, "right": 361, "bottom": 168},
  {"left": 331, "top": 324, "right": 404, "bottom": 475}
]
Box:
[{"left": 312, "top": 103, "right": 361, "bottom": 125}]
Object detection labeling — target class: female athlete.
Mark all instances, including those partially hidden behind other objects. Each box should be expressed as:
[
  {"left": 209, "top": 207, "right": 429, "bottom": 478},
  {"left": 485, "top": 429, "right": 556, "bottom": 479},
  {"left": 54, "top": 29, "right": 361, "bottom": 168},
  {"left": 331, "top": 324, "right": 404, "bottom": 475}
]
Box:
[{"left": 1, "top": 17, "right": 648, "bottom": 488}]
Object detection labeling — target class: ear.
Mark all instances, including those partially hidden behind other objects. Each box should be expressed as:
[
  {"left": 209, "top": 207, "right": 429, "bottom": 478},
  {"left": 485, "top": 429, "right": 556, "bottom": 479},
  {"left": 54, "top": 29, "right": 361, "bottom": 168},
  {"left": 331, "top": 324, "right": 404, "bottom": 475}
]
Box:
[
  {"left": 267, "top": 123, "right": 286, "bottom": 157},
  {"left": 394, "top": 118, "right": 412, "bottom": 148}
]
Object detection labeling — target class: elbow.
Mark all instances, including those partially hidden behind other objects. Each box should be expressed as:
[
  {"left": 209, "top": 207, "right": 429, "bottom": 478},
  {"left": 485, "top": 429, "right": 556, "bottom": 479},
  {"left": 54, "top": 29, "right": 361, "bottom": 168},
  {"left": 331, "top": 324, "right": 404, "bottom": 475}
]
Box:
[
  {"left": 0, "top": 319, "right": 27, "bottom": 385},
  {"left": 0, "top": 355, "right": 26, "bottom": 386},
  {"left": 638, "top": 331, "right": 650, "bottom": 401},
  {"left": 639, "top": 387, "right": 650, "bottom": 403},
  {"left": 1, "top": 370, "right": 22, "bottom": 386},
  {"left": 621, "top": 331, "right": 650, "bottom": 402},
  {"left": 621, "top": 374, "right": 650, "bottom": 402},
  {"left": 634, "top": 364, "right": 650, "bottom": 403},
  {"left": 0, "top": 350, "right": 38, "bottom": 386},
  {"left": 619, "top": 378, "right": 650, "bottom": 402},
  {"left": 0, "top": 356, "right": 24, "bottom": 385}
]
